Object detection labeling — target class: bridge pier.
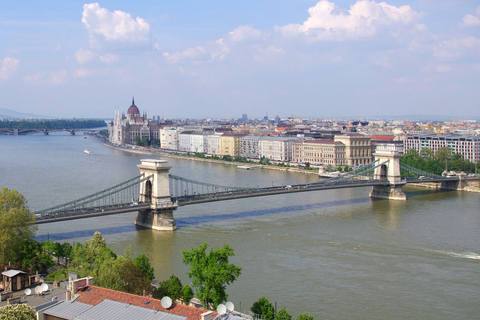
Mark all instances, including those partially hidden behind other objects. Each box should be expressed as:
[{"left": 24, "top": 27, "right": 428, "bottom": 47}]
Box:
[
  {"left": 136, "top": 159, "right": 178, "bottom": 231},
  {"left": 370, "top": 144, "right": 407, "bottom": 200}
]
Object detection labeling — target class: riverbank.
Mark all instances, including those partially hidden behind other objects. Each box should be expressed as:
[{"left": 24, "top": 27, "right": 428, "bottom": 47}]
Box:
[{"left": 91, "top": 134, "right": 319, "bottom": 175}]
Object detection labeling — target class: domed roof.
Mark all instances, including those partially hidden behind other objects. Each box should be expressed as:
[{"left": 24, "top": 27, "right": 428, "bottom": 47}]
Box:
[{"left": 127, "top": 98, "right": 140, "bottom": 116}]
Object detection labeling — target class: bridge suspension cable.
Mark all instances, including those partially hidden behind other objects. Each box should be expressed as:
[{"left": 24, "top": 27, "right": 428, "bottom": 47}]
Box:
[
  {"left": 36, "top": 174, "right": 153, "bottom": 217},
  {"left": 399, "top": 162, "right": 442, "bottom": 179}
]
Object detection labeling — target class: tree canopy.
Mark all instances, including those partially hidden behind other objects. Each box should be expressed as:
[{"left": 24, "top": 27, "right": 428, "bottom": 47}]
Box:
[
  {"left": 0, "top": 304, "right": 36, "bottom": 320},
  {"left": 182, "top": 243, "right": 242, "bottom": 309},
  {"left": 0, "top": 188, "right": 37, "bottom": 265},
  {"left": 251, "top": 296, "right": 275, "bottom": 320}
]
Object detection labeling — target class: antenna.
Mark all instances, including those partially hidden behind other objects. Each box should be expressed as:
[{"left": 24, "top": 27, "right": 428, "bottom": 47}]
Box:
[
  {"left": 41, "top": 283, "right": 49, "bottom": 293},
  {"left": 35, "top": 286, "right": 43, "bottom": 295},
  {"left": 217, "top": 304, "right": 227, "bottom": 315},
  {"left": 225, "top": 302, "right": 234, "bottom": 312},
  {"left": 161, "top": 296, "right": 172, "bottom": 309}
]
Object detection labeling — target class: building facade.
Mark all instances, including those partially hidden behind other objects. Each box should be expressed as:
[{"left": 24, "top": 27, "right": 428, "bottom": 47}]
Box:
[
  {"left": 404, "top": 134, "right": 480, "bottom": 163},
  {"left": 292, "top": 140, "right": 346, "bottom": 166},
  {"left": 334, "top": 133, "right": 372, "bottom": 166}
]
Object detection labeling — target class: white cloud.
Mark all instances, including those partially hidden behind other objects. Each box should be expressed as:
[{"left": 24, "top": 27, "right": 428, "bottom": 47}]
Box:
[
  {"left": 434, "top": 36, "right": 480, "bottom": 59},
  {"left": 82, "top": 3, "right": 150, "bottom": 44},
  {"left": 254, "top": 46, "right": 285, "bottom": 63},
  {"left": 164, "top": 25, "right": 262, "bottom": 64},
  {"left": 24, "top": 72, "right": 44, "bottom": 85},
  {"left": 99, "top": 53, "right": 118, "bottom": 63},
  {"left": 48, "top": 71, "right": 68, "bottom": 85},
  {"left": 276, "top": 0, "right": 421, "bottom": 41},
  {"left": 74, "top": 69, "right": 93, "bottom": 78},
  {"left": 462, "top": 6, "right": 480, "bottom": 27},
  {"left": 163, "top": 46, "right": 207, "bottom": 64},
  {"left": 436, "top": 64, "right": 452, "bottom": 73},
  {"left": 0, "top": 57, "right": 20, "bottom": 80},
  {"left": 75, "top": 49, "right": 95, "bottom": 64}
]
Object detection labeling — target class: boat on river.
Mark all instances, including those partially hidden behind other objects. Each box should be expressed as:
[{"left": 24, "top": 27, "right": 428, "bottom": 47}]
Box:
[{"left": 84, "top": 149, "right": 92, "bottom": 154}]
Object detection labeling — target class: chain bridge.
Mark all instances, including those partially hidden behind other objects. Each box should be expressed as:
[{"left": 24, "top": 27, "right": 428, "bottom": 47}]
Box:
[{"left": 34, "top": 144, "right": 465, "bottom": 230}]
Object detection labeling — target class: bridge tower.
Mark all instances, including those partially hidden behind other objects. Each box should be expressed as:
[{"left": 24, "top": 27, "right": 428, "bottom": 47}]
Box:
[
  {"left": 369, "top": 144, "right": 407, "bottom": 200},
  {"left": 136, "top": 159, "right": 178, "bottom": 230}
]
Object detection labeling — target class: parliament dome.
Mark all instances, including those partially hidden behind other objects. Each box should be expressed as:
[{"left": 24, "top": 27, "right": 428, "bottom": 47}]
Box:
[{"left": 127, "top": 98, "right": 140, "bottom": 116}]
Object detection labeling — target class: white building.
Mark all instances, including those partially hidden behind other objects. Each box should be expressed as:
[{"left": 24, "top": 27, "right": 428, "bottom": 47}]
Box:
[
  {"left": 240, "top": 136, "right": 261, "bottom": 159},
  {"left": 404, "top": 134, "right": 480, "bottom": 163},
  {"left": 259, "top": 137, "right": 298, "bottom": 162},
  {"left": 190, "top": 132, "right": 208, "bottom": 153},
  {"left": 160, "top": 127, "right": 182, "bottom": 150},
  {"left": 206, "top": 133, "right": 223, "bottom": 156}
]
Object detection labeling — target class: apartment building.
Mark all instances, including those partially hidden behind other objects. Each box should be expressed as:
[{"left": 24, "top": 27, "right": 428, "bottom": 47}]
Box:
[
  {"left": 404, "top": 133, "right": 480, "bottom": 163},
  {"left": 292, "top": 140, "right": 346, "bottom": 166},
  {"left": 259, "top": 137, "right": 298, "bottom": 162}
]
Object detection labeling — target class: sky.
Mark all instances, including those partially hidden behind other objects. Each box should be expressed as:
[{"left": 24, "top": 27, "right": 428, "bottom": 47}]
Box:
[{"left": 1, "top": 0, "right": 479, "bottom": 119}]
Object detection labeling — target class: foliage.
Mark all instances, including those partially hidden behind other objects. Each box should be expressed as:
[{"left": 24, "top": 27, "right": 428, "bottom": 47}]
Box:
[
  {"left": 45, "top": 268, "right": 70, "bottom": 281},
  {"left": 400, "top": 148, "right": 478, "bottom": 175},
  {"left": 296, "top": 314, "right": 316, "bottom": 320},
  {"left": 117, "top": 259, "right": 152, "bottom": 295},
  {"left": 134, "top": 254, "right": 155, "bottom": 281},
  {"left": 0, "top": 188, "right": 37, "bottom": 265},
  {"left": 0, "top": 119, "right": 106, "bottom": 130},
  {"left": 259, "top": 157, "right": 270, "bottom": 165},
  {"left": 251, "top": 296, "right": 275, "bottom": 320},
  {"left": 0, "top": 304, "right": 36, "bottom": 320},
  {"left": 152, "top": 274, "right": 183, "bottom": 301},
  {"left": 182, "top": 285, "right": 194, "bottom": 305},
  {"left": 182, "top": 243, "right": 242, "bottom": 309},
  {"left": 275, "top": 308, "right": 292, "bottom": 320}
]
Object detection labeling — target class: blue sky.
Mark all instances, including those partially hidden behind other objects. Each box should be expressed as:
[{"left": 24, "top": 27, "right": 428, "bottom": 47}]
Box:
[{"left": 1, "top": 0, "right": 479, "bottom": 119}]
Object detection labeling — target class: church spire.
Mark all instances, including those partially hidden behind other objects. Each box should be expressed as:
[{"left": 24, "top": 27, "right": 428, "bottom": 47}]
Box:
[{"left": 132, "top": 96, "right": 135, "bottom": 106}]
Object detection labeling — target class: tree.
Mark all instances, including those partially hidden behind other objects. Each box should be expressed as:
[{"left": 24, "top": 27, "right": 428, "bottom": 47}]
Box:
[
  {"left": 275, "top": 308, "right": 292, "bottom": 320},
  {"left": 182, "top": 243, "right": 242, "bottom": 309},
  {"left": 251, "top": 296, "right": 275, "bottom": 320},
  {"left": 182, "top": 285, "right": 194, "bottom": 305},
  {"left": 0, "top": 304, "right": 36, "bottom": 320},
  {"left": 0, "top": 188, "right": 37, "bottom": 265},
  {"left": 152, "top": 275, "right": 183, "bottom": 301},
  {"left": 134, "top": 254, "right": 155, "bottom": 281},
  {"left": 296, "top": 314, "right": 316, "bottom": 320}
]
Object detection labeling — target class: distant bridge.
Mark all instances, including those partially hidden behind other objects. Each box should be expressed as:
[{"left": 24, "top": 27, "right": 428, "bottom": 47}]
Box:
[
  {"left": 0, "top": 128, "right": 101, "bottom": 135},
  {"left": 34, "top": 144, "right": 468, "bottom": 229}
]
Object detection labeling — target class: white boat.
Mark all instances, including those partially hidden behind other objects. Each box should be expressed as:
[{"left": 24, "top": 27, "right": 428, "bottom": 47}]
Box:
[
  {"left": 318, "top": 171, "right": 341, "bottom": 178},
  {"left": 84, "top": 149, "right": 92, "bottom": 154}
]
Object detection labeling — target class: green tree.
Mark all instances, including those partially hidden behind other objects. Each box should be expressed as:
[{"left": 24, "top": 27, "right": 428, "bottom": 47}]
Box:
[
  {"left": 117, "top": 259, "right": 152, "bottom": 295},
  {"left": 251, "top": 296, "right": 275, "bottom": 320},
  {"left": 86, "top": 231, "right": 107, "bottom": 255},
  {"left": 0, "top": 303, "right": 36, "bottom": 319},
  {"left": 152, "top": 275, "right": 183, "bottom": 301},
  {"left": 275, "top": 308, "right": 292, "bottom": 320},
  {"left": 0, "top": 188, "right": 37, "bottom": 265},
  {"left": 182, "top": 243, "right": 242, "bottom": 309},
  {"left": 296, "top": 314, "right": 316, "bottom": 320},
  {"left": 134, "top": 254, "right": 155, "bottom": 281},
  {"left": 182, "top": 285, "right": 194, "bottom": 305}
]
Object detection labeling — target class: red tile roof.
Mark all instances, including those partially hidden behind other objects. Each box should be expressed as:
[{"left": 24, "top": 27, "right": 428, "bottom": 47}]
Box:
[
  {"left": 371, "top": 135, "right": 394, "bottom": 140},
  {"left": 76, "top": 286, "right": 215, "bottom": 320}
]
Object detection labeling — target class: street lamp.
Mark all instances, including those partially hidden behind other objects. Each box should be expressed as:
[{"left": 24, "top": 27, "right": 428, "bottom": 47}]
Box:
[{"left": 239, "top": 301, "right": 242, "bottom": 314}]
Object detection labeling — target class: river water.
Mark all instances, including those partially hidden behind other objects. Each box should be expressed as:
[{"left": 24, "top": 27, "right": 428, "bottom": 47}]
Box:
[{"left": 1, "top": 132, "right": 479, "bottom": 319}]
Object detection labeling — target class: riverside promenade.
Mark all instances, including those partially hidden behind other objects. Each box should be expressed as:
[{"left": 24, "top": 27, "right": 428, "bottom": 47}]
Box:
[{"left": 90, "top": 133, "right": 319, "bottom": 175}]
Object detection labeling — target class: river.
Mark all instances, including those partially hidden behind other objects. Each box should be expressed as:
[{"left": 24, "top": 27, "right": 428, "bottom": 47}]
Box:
[{"left": 1, "top": 132, "right": 479, "bottom": 319}]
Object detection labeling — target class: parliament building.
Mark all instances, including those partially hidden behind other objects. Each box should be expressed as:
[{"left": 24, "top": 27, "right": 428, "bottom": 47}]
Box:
[{"left": 109, "top": 98, "right": 160, "bottom": 145}]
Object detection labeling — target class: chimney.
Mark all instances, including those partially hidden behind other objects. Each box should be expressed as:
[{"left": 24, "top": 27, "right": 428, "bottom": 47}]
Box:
[{"left": 201, "top": 311, "right": 213, "bottom": 320}]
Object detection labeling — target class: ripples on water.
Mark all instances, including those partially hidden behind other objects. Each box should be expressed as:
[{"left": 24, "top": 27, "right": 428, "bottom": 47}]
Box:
[{"left": 2, "top": 134, "right": 479, "bottom": 320}]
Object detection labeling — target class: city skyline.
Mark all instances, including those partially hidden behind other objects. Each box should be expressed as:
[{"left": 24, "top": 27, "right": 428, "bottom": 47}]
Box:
[{"left": 1, "top": 0, "right": 479, "bottom": 119}]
